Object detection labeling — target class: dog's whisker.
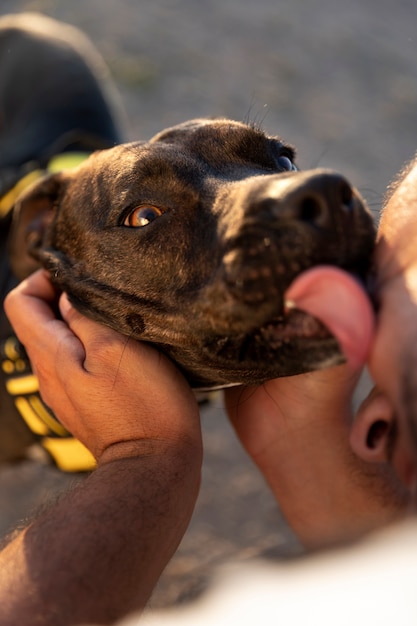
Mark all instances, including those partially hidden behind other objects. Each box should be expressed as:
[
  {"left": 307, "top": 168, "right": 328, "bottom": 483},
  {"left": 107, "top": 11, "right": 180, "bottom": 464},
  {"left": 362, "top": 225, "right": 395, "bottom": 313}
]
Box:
[
  {"left": 111, "top": 332, "right": 134, "bottom": 391},
  {"left": 225, "top": 384, "right": 260, "bottom": 420},
  {"left": 307, "top": 146, "right": 330, "bottom": 170}
]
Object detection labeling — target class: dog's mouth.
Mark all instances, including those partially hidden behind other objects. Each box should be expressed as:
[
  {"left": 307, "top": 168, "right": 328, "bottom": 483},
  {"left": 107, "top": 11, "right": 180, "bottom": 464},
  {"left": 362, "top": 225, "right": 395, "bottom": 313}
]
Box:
[
  {"left": 191, "top": 265, "right": 375, "bottom": 389},
  {"left": 256, "top": 307, "right": 332, "bottom": 349},
  {"left": 199, "top": 302, "right": 338, "bottom": 382},
  {"left": 192, "top": 307, "right": 340, "bottom": 389}
]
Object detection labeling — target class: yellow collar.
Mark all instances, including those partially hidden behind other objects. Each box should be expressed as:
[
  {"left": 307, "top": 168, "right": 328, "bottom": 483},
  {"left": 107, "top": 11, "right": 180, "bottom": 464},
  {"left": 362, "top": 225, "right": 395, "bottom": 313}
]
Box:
[{"left": 0, "top": 152, "right": 89, "bottom": 219}]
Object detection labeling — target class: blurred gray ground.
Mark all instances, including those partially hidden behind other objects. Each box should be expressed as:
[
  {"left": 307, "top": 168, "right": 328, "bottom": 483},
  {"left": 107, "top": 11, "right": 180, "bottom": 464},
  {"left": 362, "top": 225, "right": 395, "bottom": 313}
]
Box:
[{"left": 0, "top": 0, "right": 416, "bottom": 607}]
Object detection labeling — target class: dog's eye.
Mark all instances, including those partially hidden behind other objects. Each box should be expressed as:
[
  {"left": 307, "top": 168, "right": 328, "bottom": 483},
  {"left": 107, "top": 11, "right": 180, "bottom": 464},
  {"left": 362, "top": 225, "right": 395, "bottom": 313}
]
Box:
[
  {"left": 277, "top": 155, "right": 297, "bottom": 171},
  {"left": 124, "top": 205, "right": 163, "bottom": 227}
]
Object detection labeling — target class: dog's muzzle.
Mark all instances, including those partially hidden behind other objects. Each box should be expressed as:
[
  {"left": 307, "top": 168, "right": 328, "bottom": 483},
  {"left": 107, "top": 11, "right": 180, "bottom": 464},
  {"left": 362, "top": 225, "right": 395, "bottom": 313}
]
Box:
[{"left": 201, "top": 170, "right": 373, "bottom": 334}]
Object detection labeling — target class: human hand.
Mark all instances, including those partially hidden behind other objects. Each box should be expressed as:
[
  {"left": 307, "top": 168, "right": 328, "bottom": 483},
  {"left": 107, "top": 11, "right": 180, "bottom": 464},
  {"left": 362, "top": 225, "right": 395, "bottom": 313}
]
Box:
[
  {"left": 227, "top": 359, "right": 359, "bottom": 449},
  {"left": 225, "top": 267, "right": 407, "bottom": 547},
  {"left": 225, "top": 264, "right": 374, "bottom": 460},
  {"left": 4, "top": 270, "right": 202, "bottom": 465}
]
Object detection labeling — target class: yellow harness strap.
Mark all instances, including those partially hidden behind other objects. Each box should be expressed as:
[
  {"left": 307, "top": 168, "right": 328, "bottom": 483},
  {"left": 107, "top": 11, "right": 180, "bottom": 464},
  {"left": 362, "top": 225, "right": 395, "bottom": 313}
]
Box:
[
  {"left": 1, "top": 153, "right": 96, "bottom": 472},
  {"left": 2, "top": 335, "right": 96, "bottom": 472},
  {"left": 16, "top": 396, "right": 96, "bottom": 471},
  {"left": 0, "top": 152, "right": 89, "bottom": 219}
]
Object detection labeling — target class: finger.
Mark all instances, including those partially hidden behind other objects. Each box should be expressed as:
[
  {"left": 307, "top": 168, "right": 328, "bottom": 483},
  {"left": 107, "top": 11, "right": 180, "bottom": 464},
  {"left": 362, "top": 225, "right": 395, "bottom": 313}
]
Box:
[
  {"left": 60, "top": 294, "right": 196, "bottom": 414},
  {"left": 59, "top": 293, "right": 129, "bottom": 375},
  {"left": 5, "top": 270, "right": 86, "bottom": 376},
  {"left": 59, "top": 293, "right": 109, "bottom": 341},
  {"left": 5, "top": 270, "right": 59, "bottom": 331},
  {"left": 5, "top": 270, "right": 68, "bottom": 351}
]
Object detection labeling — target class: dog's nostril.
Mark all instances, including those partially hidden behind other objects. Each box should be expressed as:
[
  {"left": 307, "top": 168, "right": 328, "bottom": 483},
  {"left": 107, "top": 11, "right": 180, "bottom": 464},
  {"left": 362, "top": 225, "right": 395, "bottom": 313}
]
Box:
[
  {"left": 296, "top": 177, "right": 355, "bottom": 225},
  {"left": 299, "top": 195, "right": 325, "bottom": 225}
]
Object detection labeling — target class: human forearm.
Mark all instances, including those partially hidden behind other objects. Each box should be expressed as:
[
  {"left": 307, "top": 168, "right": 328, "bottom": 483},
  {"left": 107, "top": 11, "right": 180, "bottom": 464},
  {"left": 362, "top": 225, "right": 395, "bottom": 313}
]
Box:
[{"left": 0, "top": 443, "right": 201, "bottom": 626}]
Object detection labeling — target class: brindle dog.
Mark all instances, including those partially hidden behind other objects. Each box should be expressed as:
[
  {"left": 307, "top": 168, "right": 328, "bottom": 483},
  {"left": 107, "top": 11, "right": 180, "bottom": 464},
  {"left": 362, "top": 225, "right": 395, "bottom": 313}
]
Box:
[
  {"left": 11, "top": 122, "right": 375, "bottom": 388},
  {"left": 1, "top": 14, "right": 375, "bottom": 467}
]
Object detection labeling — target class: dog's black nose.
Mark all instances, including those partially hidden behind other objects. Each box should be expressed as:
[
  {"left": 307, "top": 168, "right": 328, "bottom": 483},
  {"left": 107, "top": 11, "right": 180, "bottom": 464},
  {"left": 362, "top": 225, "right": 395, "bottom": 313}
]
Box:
[
  {"left": 214, "top": 169, "right": 371, "bottom": 326},
  {"left": 252, "top": 170, "right": 356, "bottom": 228}
]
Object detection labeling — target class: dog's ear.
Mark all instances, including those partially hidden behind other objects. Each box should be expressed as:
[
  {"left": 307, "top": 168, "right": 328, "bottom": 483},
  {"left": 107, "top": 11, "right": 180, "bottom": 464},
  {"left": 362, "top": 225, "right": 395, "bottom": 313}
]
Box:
[{"left": 8, "top": 173, "right": 65, "bottom": 280}]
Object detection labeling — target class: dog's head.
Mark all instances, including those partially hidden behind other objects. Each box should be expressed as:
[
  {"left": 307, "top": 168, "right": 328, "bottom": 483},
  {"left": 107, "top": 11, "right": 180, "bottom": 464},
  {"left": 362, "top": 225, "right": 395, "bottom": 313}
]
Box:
[{"left": 9, "top": 118, "right": 376, "bottom": 388}]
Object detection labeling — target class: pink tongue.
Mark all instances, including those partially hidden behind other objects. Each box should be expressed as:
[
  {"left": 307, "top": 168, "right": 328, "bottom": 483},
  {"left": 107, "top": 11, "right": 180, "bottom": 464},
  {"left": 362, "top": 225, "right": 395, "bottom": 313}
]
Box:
[{"left": 285, "top": 266, "right": 375, "bottom": 370}]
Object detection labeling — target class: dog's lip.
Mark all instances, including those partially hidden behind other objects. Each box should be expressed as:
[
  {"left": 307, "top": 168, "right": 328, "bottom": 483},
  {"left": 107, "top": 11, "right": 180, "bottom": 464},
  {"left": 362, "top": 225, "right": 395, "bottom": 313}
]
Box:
[
  {"left": 284, "top": 266, "right": 375, "bottom": 369},
  {"left": 258, "top": 308, "right": 332, "bottom": 346}
]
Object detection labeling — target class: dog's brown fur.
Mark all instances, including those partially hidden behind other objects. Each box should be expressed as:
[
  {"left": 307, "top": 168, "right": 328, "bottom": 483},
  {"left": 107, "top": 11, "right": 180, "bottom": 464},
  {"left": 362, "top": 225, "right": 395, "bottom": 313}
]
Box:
[{"left": 9, "top": 118, "right": 375, "bottom": 389}]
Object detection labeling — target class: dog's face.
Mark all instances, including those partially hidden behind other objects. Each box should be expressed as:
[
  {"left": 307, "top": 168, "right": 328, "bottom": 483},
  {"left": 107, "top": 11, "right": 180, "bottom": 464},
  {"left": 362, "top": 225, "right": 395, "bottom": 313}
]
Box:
[{"left": 9, "top": 118, "right": 375, "bottom": 388}]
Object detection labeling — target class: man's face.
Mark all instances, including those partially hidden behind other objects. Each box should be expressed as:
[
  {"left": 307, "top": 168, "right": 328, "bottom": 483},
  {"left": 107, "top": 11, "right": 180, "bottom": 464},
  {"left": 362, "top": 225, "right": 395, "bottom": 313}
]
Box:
[{"left": 352, "top": 158, "right": 417, "bottom": 502}]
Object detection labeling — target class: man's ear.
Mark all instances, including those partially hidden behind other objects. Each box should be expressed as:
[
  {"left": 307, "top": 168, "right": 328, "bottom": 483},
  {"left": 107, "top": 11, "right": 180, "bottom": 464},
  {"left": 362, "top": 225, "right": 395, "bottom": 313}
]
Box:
[
  {"left": 350, "top": 387, "right": 395, "bottom": 463},
  {"left": 8, "top": 173, "right": 65, "bottom": 280}
]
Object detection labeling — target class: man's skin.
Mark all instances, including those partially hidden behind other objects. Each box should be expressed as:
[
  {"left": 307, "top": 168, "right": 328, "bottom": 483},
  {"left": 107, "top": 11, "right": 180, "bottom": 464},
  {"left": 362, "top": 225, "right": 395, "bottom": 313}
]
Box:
[
  {"left": 225, "top": 367, "right": 407, "bottom": 548},
  {"left": 0, "top": 274, "right": 203, "bottom": 625},
  {"left": 0, "top": 289, "right": 404, "bottom": 625},
  {"left": 2, "top": 158, "right": 417, "bottom": 624},
  {"left": 366, "top": 158, "right": 417, "bottom": 494}
]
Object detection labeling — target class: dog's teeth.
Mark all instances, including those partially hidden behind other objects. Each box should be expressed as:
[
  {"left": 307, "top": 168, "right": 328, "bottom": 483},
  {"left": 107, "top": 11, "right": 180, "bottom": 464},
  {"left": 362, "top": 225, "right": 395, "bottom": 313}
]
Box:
[{"left": 284, "top": 299, "right": 296, "bottom": 311}]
